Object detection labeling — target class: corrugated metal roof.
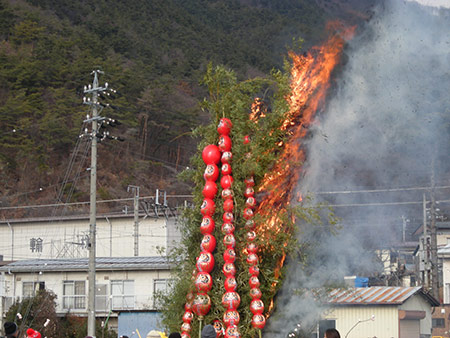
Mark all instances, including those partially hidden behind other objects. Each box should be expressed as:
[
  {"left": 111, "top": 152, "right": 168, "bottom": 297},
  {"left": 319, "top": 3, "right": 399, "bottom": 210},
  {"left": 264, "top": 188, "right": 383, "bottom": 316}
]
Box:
[
  {"left": 0, "top": 256, "right": 171, "bottom": 273},
  {"left": 328, "top": 286, "right": 426, "bottom": 305}
]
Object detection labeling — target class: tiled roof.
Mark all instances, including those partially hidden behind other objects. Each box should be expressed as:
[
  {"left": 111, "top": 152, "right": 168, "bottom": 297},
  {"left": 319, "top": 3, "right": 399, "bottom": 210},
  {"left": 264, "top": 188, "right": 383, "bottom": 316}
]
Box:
[
  {"left": 0, "top": 256, "right": 171, "bottom": 272},
  {"left": 328, "top": 286, "right": 438, "bottom": 306}
]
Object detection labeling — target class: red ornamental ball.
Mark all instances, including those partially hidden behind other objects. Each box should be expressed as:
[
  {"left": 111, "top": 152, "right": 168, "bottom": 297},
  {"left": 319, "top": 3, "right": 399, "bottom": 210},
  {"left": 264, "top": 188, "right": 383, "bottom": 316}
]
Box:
[
  {"left": 200, "top": 198, "right": 215, "bottom": 216},
  {"left": 245, "top": 219, "right": 255, "bottom": 230},
  {"left": 204, "top": 164, "right": 220, "bottom": 182},
  {"left": 221, "top": 222, "right": 235, "bottom": 235},
  {"left": 181, "top": 333, "right": 191, "bottom": 338},
  {"left": 222, "top": 291, "right": 241, "bottom": 309},
  {"left": 246, "top": 196, "right": 257, "bottom": 209},
  {"left": 250, "top": 299, "right": 265, "bottom": 315},
  {"left": 223, "top": 248, "right": 236, "bottom": 263},
  {"left": 225, "top": 325, "right": 240, "bottom": 338},
  {"left": 202, "top": 144, "right": 221, "bottom": 165},
  {"left": 223, "top": 199, "right": 234, "bottom": 212},
  {"left": 181, "top": 322, "right": 192, "bottom": 333},
  {"left": 221, "top": 163, "right": 232, "bottom": 176},
  {"left": 243, "top": 208, "right": 254, "bottom": 220},
  {"left": 195, "top": 271, "right": 213, "bottom": 293},
  {"left": 213, "top": 319, "right": 225, "bottom": 338},
  {"left": 185, "top": 302, "right": 193, "bottom": 312},
  {"left": 249, "top": 265, "right": 260, "bottom": 277},
  {"left": 244, "top": 176, "right": 255, "bottom": 187},
  {"left": 246, "top": 253, "right": 259, "bottom": 266},
  {"left": 250, "top": 287, "right": 262, "bottom": 300},
  {"left": 244, "top": 187, "right": 255, "bottom": 198},
  {"left": 224, "top": 276, "right": 237, "bottom": 292},
  {"left": 251, "top": 314, "right": 266, "bottom": 329},
  {"left": 196, "top": 251, "right": 215, "bottom": 273},
  {"left": 243, "top": 135, "right": 250, "bottom": 144},
  {"left": 217, "top": 117, "right": 233, "bottom": 135},
  {"left": 223, "top": 310, "right": 240, "bottom": 327},
  {"left": 182, "top": 310, "right": 194, "bottom": 323},
  {"left": 221, "top": 151, "right": 233, "bottom": 164},
  {"left": 247, "top": 242, "right": 258, "bottom": 254},
  {"left": 218, "top": 135, "right": 232, "bottom": 152},
  {"left": 221, "top": 188, "right": 233, "bottom": 200},
  {"left": 223, "top": 262, "right": 236, "bottom": 277},
  {"left": 249, "top": 276, "right": 260, "bottom": 289},
  {"left": 223, "top": 234, "right": 236, "bottom": 248},
  {"left": 221, "top": 175, "right": 234, "bottom": 189},
  {"left": 200, "top": 234, "right": 216, "bottom": 253},
  {"left": 223, "top": 212, "right": 234, "bottom": 223},
  {"left": 192, "top": 293, "right": 211, "bottom": 317},
  {"left": 247, "top": 231, "right": 257, "bottom": 242},
  {"left": 202, "top": 181, "right": 218, "bottom": 199},
  {"left": 200, "top": 216, "right": 215, "bottom": 235}
]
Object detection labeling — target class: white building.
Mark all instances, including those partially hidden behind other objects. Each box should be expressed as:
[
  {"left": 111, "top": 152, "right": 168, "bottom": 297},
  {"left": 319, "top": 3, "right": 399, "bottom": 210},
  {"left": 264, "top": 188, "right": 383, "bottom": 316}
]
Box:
[
  {"left": 0, "top": 213, "right": 180, "bottom": 261},
  {"left": 323, "top": 286, "right": 439, "bottom": 338},
  {"left": 0, "top": 213, "right": 182, "bottom": 337}
]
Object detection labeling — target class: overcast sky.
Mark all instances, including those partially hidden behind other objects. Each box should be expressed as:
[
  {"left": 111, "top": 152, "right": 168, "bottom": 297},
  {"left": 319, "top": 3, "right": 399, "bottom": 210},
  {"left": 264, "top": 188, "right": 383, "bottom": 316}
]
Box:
[{"left": 409, "top": 0, "right": 450, "bottom": 7}]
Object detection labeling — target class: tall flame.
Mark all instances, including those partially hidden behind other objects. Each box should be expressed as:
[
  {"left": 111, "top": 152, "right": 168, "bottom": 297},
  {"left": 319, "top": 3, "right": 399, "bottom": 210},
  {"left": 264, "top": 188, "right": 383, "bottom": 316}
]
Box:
[{"left": 255, "top": 22, "right": 355, "bottom": 313}]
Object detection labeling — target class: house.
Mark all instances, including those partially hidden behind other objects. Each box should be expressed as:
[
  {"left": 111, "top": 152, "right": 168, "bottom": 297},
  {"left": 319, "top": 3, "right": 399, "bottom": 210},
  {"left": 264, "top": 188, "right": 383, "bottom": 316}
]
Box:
[
  {"left": 322, "top": 286, "right": 439, "bottom": 338},
  {"left": 0, "top": 212, "right": 182, "bottom": 336},
  {"left": 0, "top": 257, "right": 173, "bottom": 335}
]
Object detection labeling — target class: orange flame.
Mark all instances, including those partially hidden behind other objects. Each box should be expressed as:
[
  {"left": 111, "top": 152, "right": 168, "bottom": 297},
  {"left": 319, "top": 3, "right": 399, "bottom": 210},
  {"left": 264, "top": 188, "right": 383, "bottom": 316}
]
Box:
[{"left": 256, "top": 22, "right": 355, "bottom": 313}]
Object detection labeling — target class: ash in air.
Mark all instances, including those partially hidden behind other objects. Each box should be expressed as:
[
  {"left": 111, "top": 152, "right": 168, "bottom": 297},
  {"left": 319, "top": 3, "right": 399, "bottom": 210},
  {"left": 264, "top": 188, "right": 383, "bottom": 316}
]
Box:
[{"left": 266, "top": 0, "right": 450, "bottom": 336}]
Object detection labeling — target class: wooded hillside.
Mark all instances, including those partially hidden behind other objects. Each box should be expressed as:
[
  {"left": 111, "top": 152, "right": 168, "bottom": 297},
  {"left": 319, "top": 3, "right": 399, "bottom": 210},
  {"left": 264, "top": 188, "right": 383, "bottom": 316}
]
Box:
[{"left": 0, "top": 0, "right": 365, "bottom": 216}]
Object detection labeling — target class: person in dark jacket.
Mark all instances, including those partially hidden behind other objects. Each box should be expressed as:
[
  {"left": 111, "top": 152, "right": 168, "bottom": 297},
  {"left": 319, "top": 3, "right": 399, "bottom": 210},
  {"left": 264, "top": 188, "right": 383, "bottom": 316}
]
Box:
[
  {"left": 201, "top": 324, "right": 216, "bottom": 338},
  {"left": 4, "top": 322, "right": 19, "bottom": 338}
]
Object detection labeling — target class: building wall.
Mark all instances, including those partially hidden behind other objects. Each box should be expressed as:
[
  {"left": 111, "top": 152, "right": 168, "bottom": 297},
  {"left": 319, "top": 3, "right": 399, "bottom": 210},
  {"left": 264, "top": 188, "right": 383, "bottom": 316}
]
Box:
[
  {"left": 399, "top": 295, "right": 433, "bottom": 335},
  {"left": 3, "top": 269, "right": 172, "bottom": 316},
  {"left": 0, "top": 216, "right": 175, "bottom": 260},
  {"left": 118, "top": 312, "right": 164, "bottom": 338},
  {"left": 323, "top": 305, "right": 398, "bottom": 338},
  {"left": 442, "top": 259, "right": 450, "bottom": 304}
]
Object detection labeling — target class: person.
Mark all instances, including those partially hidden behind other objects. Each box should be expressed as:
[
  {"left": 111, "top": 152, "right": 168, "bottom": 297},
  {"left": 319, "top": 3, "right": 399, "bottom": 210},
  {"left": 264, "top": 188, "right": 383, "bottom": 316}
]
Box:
[
  {"left": 168, "top": 333, "right": 181, "bottom": 338},
  {"left": 201, "top": 324, "right": 216, "bottom": 338},
  {"left": 3, "top": 322, "right": 19, "bottom": 338},
  {"left": 325, "top": 328, "right": 340, "bottom": 338}
]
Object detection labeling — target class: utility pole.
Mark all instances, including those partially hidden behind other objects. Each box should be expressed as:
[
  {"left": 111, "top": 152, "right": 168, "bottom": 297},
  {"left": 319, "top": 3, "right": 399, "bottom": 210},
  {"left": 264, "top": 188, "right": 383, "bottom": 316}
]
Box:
[
  {"left": 430, "top": 157, "right": 439, "bottom": 301},
  {"left": 423, "top": 193, "right": 429, "bottom": 288},
  {"left": 84, "top": 70, "right": 108, "bottom": 338},
  {"left": 128, "top": 185, "right": 140, "bottom": 256}
]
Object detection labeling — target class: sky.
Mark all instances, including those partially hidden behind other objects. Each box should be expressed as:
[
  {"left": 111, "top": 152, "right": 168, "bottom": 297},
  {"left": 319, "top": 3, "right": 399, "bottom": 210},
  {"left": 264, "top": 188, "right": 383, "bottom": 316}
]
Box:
[{"left": 409, "top": 0, "right": 450, "bottom": 7}]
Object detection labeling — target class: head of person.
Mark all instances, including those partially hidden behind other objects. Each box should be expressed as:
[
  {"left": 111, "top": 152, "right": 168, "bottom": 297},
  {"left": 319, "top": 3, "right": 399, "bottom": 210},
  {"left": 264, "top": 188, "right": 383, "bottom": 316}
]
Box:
[
  {"left": 4, "top": 322, "right": 18, "bottom": 338},
  {"left": 201, "top": 324, "right": 216, "bottom": 338},
  {"left": 168, "top": 333, "right": 181, "bottom": 338},
  {"left": 325, "top": 328, "right": 340, "bottom": 338}
]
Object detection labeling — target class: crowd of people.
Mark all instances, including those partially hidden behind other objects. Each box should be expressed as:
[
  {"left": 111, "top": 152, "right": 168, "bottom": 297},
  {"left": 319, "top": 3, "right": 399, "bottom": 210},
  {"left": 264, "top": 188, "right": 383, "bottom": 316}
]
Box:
[{"left": 4, "top": 320, "right": 340, "bottom": 338}]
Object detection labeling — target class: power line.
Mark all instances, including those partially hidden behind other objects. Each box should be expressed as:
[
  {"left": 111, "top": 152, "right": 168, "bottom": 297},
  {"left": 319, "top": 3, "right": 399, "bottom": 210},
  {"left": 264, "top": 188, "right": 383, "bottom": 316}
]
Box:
[
  {"left": 326, "top": 199, "right": 450, "bottom": 208},
  {"left": 0, "top": 195, "right": 192, "bottom": 211},
  {"left": 314, "top": 185, "right": 450, "bottom": 195}
]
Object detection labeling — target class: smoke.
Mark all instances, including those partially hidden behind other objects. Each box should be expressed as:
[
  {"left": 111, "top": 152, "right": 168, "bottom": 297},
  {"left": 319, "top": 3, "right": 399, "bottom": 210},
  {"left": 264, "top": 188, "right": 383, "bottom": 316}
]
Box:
[{"left": 266, "top": 0, "right": 450, "bottom": 336}]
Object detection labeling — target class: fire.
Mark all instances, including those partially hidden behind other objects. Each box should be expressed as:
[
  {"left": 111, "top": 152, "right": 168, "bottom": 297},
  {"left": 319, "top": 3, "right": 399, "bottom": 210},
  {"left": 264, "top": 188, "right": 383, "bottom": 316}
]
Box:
[{"left": 255, "top": 22, "right": 355, "bottom": 313}]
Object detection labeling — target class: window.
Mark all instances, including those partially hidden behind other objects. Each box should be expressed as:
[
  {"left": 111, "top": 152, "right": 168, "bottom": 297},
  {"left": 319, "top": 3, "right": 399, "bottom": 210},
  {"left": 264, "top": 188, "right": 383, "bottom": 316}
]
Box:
[
  {"left": 96, "top": 284, "right": 108, "bottom": 312},
  {"left": 111, "top": 280, "right": 134, "bottom": 310},
  {"left": 153, "top": 279, "right": 171, "bottom": 308},
  {"left": 432, "top": 318, "right": 445, "bottom": 328},
  {"left": 22, "top": 282, "right": 45, "bottom": 298},
  {"left": 63, "top": 281, "right": 86, "bottom": 309}
]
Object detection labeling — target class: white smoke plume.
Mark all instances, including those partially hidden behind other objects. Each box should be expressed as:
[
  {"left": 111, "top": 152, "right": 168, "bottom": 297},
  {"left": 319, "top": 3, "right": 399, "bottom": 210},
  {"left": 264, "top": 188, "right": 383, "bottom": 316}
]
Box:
[{"left": 265, "top": 1, "right": 450, "bottom": 336}]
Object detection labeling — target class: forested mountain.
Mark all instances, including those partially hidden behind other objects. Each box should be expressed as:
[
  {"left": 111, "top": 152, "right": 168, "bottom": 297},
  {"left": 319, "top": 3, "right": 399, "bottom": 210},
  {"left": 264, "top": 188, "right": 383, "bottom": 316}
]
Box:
[{"left": 0, "top": 0, "right": 367, "bottom": 216}]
